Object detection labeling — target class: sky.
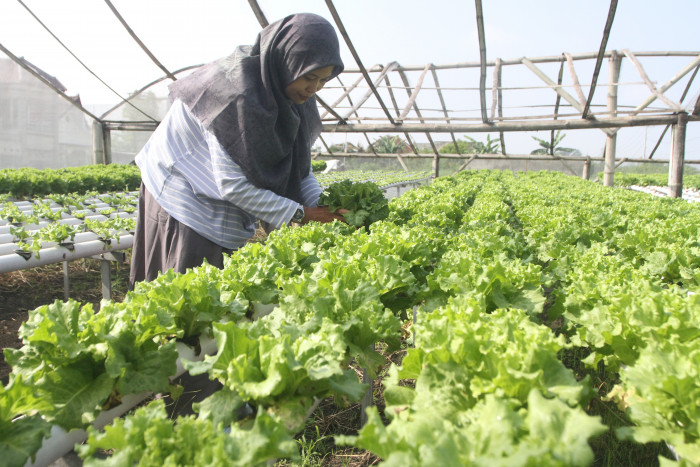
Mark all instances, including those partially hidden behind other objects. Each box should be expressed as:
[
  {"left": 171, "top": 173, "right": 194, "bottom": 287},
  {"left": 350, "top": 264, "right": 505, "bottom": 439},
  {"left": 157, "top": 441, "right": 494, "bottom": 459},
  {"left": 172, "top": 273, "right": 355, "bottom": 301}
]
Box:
[{"left": 1, "top": 0, "right": 699, "bottom": 160}]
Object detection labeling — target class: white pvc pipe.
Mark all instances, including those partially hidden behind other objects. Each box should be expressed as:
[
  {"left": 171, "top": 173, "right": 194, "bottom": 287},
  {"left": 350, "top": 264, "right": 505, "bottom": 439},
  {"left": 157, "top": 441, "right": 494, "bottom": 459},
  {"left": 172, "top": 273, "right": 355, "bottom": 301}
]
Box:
[
  {"left": 26, "top": 335, "right": 218, "bottom": 467},
  {"left": 0, "top": 242, "right": 20, "bottom": 256},
  {"left": 0, "top": 235, "right": 134, "bottom": 274}
]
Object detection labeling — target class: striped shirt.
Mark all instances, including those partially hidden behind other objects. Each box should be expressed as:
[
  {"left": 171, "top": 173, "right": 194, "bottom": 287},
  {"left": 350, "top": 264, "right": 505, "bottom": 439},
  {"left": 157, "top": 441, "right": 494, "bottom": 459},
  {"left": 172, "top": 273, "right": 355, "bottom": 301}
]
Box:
[{"left": 135, "top": 99, "right": 322, "bottom": 249}]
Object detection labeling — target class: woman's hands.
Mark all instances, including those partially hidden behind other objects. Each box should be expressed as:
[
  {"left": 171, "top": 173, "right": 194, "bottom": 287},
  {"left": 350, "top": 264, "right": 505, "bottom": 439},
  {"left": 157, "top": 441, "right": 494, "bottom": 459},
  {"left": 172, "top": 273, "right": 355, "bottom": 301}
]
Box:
[{"left": 301, "top": 206, "right": 349, "bottom": 224}]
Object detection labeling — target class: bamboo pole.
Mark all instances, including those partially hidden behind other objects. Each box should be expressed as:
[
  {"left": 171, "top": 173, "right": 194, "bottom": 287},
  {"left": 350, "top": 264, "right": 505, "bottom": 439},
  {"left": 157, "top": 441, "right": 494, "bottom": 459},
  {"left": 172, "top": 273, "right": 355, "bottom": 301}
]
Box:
[
  {"left": 431, "top": 68, "right": 462, "bottom": 152},
  {"left": 549, "top": 58, "right": 579, "bottom": 177},
  {"left": 582, "top": 0, "right": 618, "bottom": 119},
  {"left": 474, "top": 0, "right": 489, "bottom": 123},
  {"left": 103, "top": 0, "right": 176, "bottom": 81},
  {"left": 495, "top": 58, "right": 507, "bottom": 154},
  {"left": 321, "top": 72, "right": 366, "bottom": 120},
  {"left": 247, "top": 0, "right": 269, "bottom": 26},
  {"left": 490, "top": 59, "right": 499, "bottom": 122},
  {"left": 103, "top": 128, "right": 112, "bottom": 165},
  {"left": 382, "top": 75, "right": 413, "bottom": 171},
  {"left": 313, "top": 152, "right": 699, "bottom": 164},
  {"left": 320, "top": 113, "right": 691, "bottom": 133},
  {"left": 398, "top": 70, "right": 441, "bottom": 177},
  {"left": 648, "top": 64, "right": 699, "bottom": 159},
  {"left": 456, "top": 154, "right": 478, "bottom": 172},
  {"left": 339, "top": 51, "right": 700, "bottom": 73},
  {"left": 521, "top": 57, "right": 614, "bottom": 135},
  {"left": 340, "top": 62, "right": 399, "bottom": 120},
  {"left": 630, "top": 54, "right": 700, "bottom": 116},
  {"left": 668, "top": 112, "right": 688, "bottom": 198},
  {"left": 583, "top": 157, "right": 591, "bottom": 180},
  {"left": 102, "top": 112, "right": 696, "bottom": 133},
  {"left": 565, "top": 53, "right": 588, "bottom": 107},
  {"left": 324, "top": 0, "right": 396, "bottom": 123},
  {"left": 92, "top": 121, "right": 106, "bottom": 164},
  {"left": 398, "top": 63, "right": 431, "bottom": 121},
  {"left": 604, "top": 51, "right": 621, "bottom": 187}
]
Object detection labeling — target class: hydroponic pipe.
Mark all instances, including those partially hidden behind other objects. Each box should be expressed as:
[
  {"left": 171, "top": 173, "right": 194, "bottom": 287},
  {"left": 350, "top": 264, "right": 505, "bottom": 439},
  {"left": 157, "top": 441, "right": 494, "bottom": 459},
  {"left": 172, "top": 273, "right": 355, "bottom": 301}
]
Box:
[{"left": 0, "top": 235, "right": 134, "bottom": 274}]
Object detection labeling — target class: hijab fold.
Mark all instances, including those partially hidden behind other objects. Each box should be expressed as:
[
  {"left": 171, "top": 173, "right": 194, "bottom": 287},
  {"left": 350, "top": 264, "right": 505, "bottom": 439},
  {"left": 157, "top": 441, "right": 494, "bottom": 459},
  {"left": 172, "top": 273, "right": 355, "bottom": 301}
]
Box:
[{"left": 168, "top": 13, "right": 344, "bottom": 202}]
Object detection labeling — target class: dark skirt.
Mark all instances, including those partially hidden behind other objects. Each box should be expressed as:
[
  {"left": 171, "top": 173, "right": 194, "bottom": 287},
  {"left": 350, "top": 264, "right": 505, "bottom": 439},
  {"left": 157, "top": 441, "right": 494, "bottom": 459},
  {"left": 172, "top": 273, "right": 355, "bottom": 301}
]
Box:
[{"left": 128, "top": 183, "right": 233, "bottom": 288}]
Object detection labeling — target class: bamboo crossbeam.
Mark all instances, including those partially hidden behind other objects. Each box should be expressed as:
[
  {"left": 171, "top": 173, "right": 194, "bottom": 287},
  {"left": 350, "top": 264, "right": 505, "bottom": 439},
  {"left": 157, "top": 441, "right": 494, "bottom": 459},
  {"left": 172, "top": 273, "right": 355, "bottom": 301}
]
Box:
[
  {"left": 321, "top": 72, "right": 366, "bottom": 120},
  {"left": 621, "top": 49, "right": 682, "bottom": 111},
  {"left": 313, "top": 152, "right": 700, "bottom": 164},
  {"left": 340, "top": 62, "right": 399, "bottom": 120},
  {"left": 565, "top": 53, "right": 587, "bottom": 107},
  {"left": 339, "top": 51, "right": 700, "bottom": 74},
  {"left": 398, "top": 69, "right": 441, "bottom": 172},
  {"left": 630, "top": 53, "right": 700, "bottom": 116},
  {"left": 550, "top": 59, "right": 579, "bottom": 177},
  {"left": 522, "top": 57, "right": 614, "bottom": 136},
  {"left": 521, "top": 57, "right": 587, "bottom": 115},
  {"left": 384, "top": 75, "right": 401, "bottom": 120},
  {"left": 432, "top": 67, "right": 462, "bottom": 152},
  {"left": 582, "top": 0, "right": 618, "bottom": 119},
  {"left": 398, "top": 63, "right": 431, "bottom": 121},
  {"left": 648, "top": 64, "right": 698, "bottom": 159},
  {"left": 324, "top": 0, "right": 395, "bottom": 123},
  {"left": 103, "top": 0, "right": 176, "bottom": 81},
  {"left": 474, "top": 0, "right": 489, "bottom": 123},
  {"left": 321, "top": 113, "right": 697, "bottom": 133},
  {"left": 111, "top": 107, "right": 698, "bottom": 133},
  {"left": 457, "top": 154, "right": 477, "bottom": 172},
  {"left": 382, "top": 73, "right": 418, "bottom": 167},
  {"left": 384, "top": 76, "right": 418, "bottom": 171},
  {"left": 322, "top": 104, "right": 680, "bottom": 124}
]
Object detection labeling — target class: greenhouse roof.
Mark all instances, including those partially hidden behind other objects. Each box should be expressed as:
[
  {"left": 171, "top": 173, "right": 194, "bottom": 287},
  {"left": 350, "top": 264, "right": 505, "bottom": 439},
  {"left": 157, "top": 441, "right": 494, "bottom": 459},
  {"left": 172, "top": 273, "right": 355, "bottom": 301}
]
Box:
[{"left": 1, "top": 0, "right": 699, "bottom": 159}]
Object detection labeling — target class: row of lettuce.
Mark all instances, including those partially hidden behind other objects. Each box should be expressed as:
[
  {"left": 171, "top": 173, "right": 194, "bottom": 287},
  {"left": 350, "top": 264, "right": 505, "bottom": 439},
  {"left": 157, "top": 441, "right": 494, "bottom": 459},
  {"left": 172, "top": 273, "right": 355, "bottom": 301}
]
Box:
[
  {"left": 2, "top": 170, "right": 699, "bottom": 466},
  {"left": 0, "top": 161, "right": 427, "bottom": 200},
  {"left": 1, "top": 192, "right": 138, "bottom": 259},
  {"left": 601, "top": 172, "right": 700, "bottom": 189}
]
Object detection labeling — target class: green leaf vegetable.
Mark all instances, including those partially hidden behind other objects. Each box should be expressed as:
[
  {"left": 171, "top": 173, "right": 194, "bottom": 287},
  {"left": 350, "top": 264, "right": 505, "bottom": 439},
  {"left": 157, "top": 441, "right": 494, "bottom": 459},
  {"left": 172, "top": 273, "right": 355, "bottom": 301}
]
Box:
[{"left": 318, "top": 179, "right": 389, "bottom": 228}]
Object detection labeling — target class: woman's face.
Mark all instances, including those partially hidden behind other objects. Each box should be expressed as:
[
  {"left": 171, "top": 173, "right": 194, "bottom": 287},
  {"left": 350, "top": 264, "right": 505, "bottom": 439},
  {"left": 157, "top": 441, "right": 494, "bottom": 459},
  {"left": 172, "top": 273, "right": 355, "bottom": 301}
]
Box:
[{"left": 284, "top": 65, "right": 335, "bottom": 104}]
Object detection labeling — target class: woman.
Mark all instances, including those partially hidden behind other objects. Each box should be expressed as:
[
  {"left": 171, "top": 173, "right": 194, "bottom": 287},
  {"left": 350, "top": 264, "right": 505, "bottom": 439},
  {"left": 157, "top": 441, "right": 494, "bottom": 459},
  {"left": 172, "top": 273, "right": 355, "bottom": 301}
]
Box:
[{"left": 129, "top": 13, "right": 345, "bottom": 287}]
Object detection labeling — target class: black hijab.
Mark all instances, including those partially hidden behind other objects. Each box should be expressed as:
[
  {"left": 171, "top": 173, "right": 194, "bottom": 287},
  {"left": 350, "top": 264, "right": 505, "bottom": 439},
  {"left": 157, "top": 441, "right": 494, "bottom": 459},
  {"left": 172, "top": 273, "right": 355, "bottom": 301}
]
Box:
[{"left": 168, "top": 13, "right": 344, "bottom": 202}]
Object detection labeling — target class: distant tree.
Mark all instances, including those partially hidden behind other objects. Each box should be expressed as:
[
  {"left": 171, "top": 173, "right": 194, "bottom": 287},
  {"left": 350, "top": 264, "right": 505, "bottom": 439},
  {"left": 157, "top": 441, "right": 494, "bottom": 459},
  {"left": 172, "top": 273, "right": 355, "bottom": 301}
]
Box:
[
  {"left": 372, "top": 135, "right": 409, "bottom": 154},
  {"left": 530, "top": 130, "right": 580, "bottom": 156},
  {"left": 440, "top": 135, "right": 500, "bottom": 154}
]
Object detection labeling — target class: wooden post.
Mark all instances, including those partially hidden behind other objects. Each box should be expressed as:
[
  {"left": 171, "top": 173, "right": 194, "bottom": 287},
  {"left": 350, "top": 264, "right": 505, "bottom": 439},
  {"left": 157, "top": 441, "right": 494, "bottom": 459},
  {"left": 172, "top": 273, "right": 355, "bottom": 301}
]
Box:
[
  {"left": 668, "top": 112, "right": 688, "bottom": 198},
  {"left": 63, "top": 261, "right": 70, "bottom": 300},
  {"left": 433, "top": 154, "right": 440, "bottom": 178},
  {"left": 92, "top": 121, "right": 105, "bottom": 164},
  {"left": 583, "top": 157, "right": 591, "bottom": 180},
  {"left": 104, "top": 128, "right": 113, "bottom": 165},
  {"left": 603, "top": 51, "right": 621, "bottom": 187}
]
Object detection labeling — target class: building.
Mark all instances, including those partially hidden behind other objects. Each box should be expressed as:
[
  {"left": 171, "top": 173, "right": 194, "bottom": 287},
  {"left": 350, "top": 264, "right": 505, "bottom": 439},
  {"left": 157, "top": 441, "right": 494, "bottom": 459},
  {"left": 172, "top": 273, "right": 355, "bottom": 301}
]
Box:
[{"left": 0, "top": 58, "right": 92, "bottom": 169}]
